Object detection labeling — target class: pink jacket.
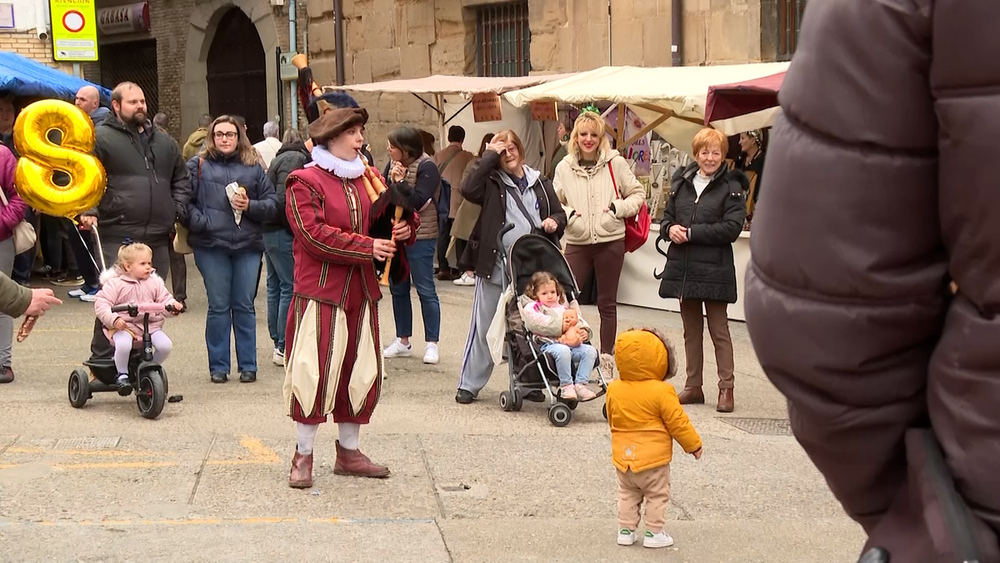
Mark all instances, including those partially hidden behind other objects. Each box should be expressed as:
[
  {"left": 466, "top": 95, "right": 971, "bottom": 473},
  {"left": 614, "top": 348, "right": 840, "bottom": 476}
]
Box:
[
  {"left": 0, "top": 144, "right": 27, "bottom": 242},
  {"left": 94, "top": 267, "right": 175, "bottom": 338}
]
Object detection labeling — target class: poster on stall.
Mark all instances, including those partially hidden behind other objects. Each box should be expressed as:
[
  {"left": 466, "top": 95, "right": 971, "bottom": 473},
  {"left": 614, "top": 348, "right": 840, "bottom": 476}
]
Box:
[{"left": 602, "top": 106, "right": 651, "bottom": 177}]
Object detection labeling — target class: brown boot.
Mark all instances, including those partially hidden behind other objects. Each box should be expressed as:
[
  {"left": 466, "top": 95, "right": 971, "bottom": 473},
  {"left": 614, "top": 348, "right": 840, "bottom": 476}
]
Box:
[
  {"left": 678, "top": 387, "right": 705, "bottom": 405},
  {"left": 289, "top": 451, "right": 313, "bottom": 489},
  {"left": 334, "top": 440, "right": 390, "bottom": 479},
  {"left": 717, "top": 388, "right": 734, "bottom": 413}
]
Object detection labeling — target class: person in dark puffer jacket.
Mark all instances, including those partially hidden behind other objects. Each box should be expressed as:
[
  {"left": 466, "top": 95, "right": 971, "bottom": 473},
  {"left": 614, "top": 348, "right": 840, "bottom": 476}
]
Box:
[
  {"left": 188, "top": 115, "right": 277, "bottom": 384},
  {"left": 656, "top": 128, "right": 746, "bottom": 414},
  {"left": 745, "top": 2, "right": 1000, "bottom": 562},
  {"left": 262, "top": 128, "right": 309, "bottom": 368}
]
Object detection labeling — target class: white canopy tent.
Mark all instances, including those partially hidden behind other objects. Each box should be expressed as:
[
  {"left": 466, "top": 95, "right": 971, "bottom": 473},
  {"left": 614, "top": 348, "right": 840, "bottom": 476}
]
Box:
[
  {"left": 333, "top": 74, "right": 572, "bottom": 169},
  {"left": 503, "top": 63, "right": 790, "bottom": 151}
]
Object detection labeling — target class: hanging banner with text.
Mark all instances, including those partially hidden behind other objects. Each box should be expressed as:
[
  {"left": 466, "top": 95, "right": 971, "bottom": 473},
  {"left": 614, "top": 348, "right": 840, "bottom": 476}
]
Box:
[
  {"left": 472, "top": 93, "right": 503, "bottom": 123},
  {"left": 50, "top": 0, "right": 98, "bottom": 62}
]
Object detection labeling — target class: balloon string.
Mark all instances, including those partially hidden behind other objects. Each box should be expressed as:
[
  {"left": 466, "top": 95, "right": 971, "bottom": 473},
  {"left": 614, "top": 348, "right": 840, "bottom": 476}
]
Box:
[{"left": 75, "top": 223, "right": 106, "bottom": 274}]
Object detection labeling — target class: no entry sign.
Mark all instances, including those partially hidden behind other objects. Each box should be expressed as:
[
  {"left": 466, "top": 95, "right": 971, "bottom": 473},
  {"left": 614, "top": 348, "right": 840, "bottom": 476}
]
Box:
[{"left": 50, "top": 0, "right": 98, "bottom": 62}]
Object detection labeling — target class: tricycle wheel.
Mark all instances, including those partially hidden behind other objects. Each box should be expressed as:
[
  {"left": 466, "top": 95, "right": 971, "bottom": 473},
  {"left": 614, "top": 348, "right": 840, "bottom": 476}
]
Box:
[
  {"left": 159, "top": 367, "right": 169, "bottom": 397},
  {"left": 548, "top": 403, "right": 572, "bottom": 427},
  {"left": 136, "top": 369, "right": 166, "bottom": 419},
  {"left": 68, "top": 368, "right": 90, "bottom": 408}
]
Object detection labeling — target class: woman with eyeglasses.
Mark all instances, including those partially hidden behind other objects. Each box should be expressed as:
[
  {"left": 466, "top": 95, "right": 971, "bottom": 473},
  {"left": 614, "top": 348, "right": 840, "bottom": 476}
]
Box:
[{"left": 187, "top": 115, "right": 278, "bottom": 384}]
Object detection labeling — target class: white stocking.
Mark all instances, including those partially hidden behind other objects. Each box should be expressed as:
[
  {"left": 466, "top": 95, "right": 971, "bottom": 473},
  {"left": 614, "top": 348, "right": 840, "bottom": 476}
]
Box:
[
  {"left": 337, "top": 422, "right": 360, "bottom": 450},
  {"left": 296, "top": 422, "right": 319, "bottom": 455}
]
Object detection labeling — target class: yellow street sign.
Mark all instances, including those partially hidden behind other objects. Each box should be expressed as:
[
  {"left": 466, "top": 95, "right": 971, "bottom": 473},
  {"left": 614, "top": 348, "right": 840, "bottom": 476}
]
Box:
[{"left": 50, "top": 0, "right": 98, "bottom": 62}]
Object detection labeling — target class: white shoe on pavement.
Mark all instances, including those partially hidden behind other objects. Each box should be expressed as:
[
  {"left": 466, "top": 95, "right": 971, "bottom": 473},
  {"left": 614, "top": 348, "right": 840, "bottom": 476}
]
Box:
[
  {"left": 383, "top": 338, "right": 412, "bottom": 358},
  {"left": 423, "top": 343, "right": 439, "bottom": 364},
  {"left": 617, "top": 528, "right": 637, "bottom": 546},
  {"left": 642, "top": 530, "right": 674, "bottom": 548},
  {"left": 272, "top": 348, "right": 285, "bottom": 366},
  {"left": 452, "top": 272, "right": 475, "bottom": 286}
]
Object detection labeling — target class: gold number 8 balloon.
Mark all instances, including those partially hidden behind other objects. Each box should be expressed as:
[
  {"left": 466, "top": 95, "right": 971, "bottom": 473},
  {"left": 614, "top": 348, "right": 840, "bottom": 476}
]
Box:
[{"left": 12, "top": 99, "right": 107, "bottom": 219}]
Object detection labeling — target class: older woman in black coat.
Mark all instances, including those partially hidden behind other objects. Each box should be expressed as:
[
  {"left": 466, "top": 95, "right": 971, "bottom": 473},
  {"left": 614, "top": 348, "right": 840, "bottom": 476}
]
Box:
[{"left": 656, "top": 128, "right": 747, "bottom": 413}]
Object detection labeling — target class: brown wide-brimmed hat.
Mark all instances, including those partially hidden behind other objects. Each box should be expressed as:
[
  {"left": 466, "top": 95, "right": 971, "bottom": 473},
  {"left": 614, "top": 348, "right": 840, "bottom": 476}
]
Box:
[{"left": 308, "top": 107, "right": 369, "bottom": 146}]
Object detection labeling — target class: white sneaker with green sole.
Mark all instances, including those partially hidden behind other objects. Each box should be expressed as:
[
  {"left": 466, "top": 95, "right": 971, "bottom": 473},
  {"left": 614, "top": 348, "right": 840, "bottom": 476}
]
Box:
[
  {"left": 643, "top": 530, "right": 674, "bottom": 548},
  {"left": 617, "top": 528, "right": 637, "bottom": 546}
]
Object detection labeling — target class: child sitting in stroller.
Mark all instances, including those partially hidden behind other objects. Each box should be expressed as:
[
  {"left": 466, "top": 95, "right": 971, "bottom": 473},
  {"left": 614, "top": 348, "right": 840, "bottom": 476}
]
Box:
[{"left": 520, "top": 271, "right": 599, "bottom": 401}]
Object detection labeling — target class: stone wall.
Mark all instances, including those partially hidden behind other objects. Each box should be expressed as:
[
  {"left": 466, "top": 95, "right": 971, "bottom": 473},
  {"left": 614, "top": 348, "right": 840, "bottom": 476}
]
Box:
[
  {"left": 0, "top": 30, "right": 75, "bottom": 74},
  {"left": 90, "top": 0, "right": 301, "bottom": 143},
  {"left": 683, "top": 0, "right": 764, "bottom": 65}
]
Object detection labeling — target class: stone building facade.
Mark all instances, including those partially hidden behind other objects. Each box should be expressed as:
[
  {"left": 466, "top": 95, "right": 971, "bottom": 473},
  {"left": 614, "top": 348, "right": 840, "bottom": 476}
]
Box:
[{"left": 43, "top": 0, "right": 798, "bottom": 158}]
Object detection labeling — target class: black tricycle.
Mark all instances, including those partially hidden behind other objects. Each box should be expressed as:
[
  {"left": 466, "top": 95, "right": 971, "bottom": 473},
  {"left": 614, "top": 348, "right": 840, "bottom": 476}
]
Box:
[{"left": 68, "top": 302, "right": 177, "bottom": 419}]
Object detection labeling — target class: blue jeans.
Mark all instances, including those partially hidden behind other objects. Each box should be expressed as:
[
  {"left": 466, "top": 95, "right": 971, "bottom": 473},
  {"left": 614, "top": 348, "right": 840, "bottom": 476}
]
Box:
[
  {"left": 389, "top": 238, "right": 440, "bottom": 342},
  {"left": 541, "top": 342, "right": 598, "bottom": 387},
  {"left": 193, "top": 247, "right": 262, "bottom": 374},
  {"left": 263, "top": 230, "right": 294, "bottom": 351}
]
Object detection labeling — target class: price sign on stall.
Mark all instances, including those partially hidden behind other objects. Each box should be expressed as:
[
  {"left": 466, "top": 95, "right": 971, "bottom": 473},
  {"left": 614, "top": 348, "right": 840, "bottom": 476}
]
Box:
[{"left": 50, "top": 0, "right": 99, "bottom": 62}]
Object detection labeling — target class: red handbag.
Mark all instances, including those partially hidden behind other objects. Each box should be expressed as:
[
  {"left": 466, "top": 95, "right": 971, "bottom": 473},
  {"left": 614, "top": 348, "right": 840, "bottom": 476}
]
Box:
[{"left": 609, "top": 160, "right": 651, "bottom": 253}]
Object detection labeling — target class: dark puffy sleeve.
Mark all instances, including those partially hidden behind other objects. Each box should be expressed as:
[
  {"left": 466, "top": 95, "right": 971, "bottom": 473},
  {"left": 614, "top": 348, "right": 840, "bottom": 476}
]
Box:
[{"left": 742, "top": 0, "right": 971, "bottom": 551}]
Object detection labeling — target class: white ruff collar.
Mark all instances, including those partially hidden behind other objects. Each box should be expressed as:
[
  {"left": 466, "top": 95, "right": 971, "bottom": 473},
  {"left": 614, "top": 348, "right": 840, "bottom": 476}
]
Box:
[{"left": 307, "top": 146, "right": 365, "bottom": 179}]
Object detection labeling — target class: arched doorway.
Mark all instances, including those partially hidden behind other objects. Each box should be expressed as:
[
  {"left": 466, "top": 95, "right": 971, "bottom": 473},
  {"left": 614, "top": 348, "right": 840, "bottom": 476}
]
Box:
[{"left": 206, "top": 8, "right": 267, "bottom": 142}]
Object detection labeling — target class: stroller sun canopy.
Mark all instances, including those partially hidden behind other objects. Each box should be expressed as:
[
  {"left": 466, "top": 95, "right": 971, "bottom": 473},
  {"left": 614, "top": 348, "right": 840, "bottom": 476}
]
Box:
[{"left": 507, "top": 234, "right": 578, "bottom": 297}]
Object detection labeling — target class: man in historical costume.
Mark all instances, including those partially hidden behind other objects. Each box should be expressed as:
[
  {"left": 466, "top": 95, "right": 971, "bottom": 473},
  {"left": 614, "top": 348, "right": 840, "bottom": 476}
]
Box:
[{"left": 283, "top": 102, "right": 418, "bottom": 487}]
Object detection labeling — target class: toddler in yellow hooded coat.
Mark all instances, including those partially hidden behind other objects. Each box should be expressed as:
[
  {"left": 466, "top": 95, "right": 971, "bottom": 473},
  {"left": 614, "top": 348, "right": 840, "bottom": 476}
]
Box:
[{"left": 606, "top": 328, "right": 703, "bottom": 549}]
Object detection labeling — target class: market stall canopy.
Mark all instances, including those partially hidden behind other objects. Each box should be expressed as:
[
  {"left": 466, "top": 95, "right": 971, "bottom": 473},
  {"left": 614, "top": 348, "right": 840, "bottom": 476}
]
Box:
[
  {"left": 705, "top": 71, "right": 785, "bottom": 135},
  {"left": 333, "top": 74, "right": 573, "bottom": 96},
  {"left": 503, "top": 63, "right": 790, "bottom": 150},
  {"left": 0, "top": 52, "right": 111, "bottom": 106}
]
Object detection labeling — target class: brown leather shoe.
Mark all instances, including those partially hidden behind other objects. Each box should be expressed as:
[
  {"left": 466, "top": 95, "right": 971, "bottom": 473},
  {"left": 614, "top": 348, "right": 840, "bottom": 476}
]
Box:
[
  {"left": 678, "top": 387, "right": 705, "bottom": 405},
  {"left": 288, "top": 451, "right": 313, "bottom": 489},
  {"left": 717, "top": 388, "right": 734, "bottom": 413},
  {"left": 334, "top": 440, "right": 390, "bottom": 478}
]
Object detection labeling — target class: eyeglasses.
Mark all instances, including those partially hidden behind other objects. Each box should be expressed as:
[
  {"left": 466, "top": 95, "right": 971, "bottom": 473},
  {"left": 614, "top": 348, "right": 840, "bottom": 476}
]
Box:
[{"left": 214, "top": 131, "right": 238, "bottom": 140}]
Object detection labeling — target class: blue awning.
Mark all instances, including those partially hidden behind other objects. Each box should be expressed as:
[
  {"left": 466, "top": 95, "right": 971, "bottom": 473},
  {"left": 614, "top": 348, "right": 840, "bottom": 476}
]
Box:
[{"left": 0, "top": 52, "right": 111, "bottom": 106}]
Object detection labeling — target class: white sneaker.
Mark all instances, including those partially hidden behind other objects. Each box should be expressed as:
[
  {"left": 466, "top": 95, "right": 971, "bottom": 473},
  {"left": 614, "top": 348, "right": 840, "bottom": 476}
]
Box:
[
  {"left": 599, "top": 353, "right": 616, "bottom": 377},
  {"left": 617, "top": 528, "right": 637, "bottom": 546},
  {"left": 383, "top": 338, "right": 412, "bottom": 358},
  {"left": 452, "top": 272, "right": 475, "bottom": 286},
  {"left": 643, "top": 530, "right": 674, "bottom": 548},
  {"left": 272, "top": 348, "right": 285, "bottom": 366},
  {"left": 423, "top": 343, "right": 439, "bottom": 364}
]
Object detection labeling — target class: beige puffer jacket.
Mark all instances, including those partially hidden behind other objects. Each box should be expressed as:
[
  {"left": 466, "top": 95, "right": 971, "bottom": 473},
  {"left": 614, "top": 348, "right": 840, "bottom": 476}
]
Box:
[{"left": 553, "top": 149, "right": 645, "bottom": 246}]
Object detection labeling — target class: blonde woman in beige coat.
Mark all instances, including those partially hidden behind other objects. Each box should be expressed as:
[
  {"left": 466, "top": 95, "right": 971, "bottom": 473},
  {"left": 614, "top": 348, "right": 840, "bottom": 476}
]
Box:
[{"left": 553, "top": 111, "right": 645, "bottom": 366}]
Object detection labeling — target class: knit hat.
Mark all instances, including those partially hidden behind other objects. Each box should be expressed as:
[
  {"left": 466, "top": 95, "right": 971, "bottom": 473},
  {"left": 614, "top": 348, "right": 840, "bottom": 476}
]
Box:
[
  {"left": 614, "top": 329, "right": 672, "bottom": 382},
  {"left": 307, "top": 107, "right": 368, "bottom": 146}
]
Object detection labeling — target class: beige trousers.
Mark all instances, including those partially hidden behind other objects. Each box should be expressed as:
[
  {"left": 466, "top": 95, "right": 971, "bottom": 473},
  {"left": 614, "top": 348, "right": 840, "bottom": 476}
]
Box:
[
  {"left": 616, "top": 464, "right": 671, "bottom": 532},
  {"left": 679, "top": 299, "right": 735, "bottom": 389}
]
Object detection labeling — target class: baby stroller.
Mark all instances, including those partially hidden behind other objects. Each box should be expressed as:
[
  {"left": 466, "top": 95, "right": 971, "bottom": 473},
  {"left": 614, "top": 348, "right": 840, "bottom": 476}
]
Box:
[{"left": 497, "top": 228, "right": 610, "bottom": 427}]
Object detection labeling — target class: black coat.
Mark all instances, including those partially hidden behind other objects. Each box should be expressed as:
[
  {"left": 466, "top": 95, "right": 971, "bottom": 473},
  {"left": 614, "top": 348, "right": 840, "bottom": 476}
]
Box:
[
  {"left": 264, "top": 141, "right": 310, "bottom": 232},
  {"left": 459, "top": 150, "right": 566, "bottom": 282},
  {"left": 656, "top": 162, "right": 747, "bottom": 303},
  {"left": 92, "top": 116, "right": 192, "bottom": 241},
  {"left": 186, "top": 153, "right": 277, "bottom": 253}
]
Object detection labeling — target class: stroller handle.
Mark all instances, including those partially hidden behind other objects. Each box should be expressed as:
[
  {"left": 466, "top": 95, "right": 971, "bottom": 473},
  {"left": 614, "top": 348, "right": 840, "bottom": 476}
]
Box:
[{"left": 496, "top": 223, "right": 516, "bottom": 255}]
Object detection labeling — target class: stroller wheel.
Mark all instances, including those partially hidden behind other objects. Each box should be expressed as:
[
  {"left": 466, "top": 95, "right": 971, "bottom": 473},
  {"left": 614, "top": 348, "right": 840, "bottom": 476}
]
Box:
[
  {"left": 499, "top": 390, "right": 515, "bottom": 412},
  {"left": 548, "top": 403, "right": 572, "bottom": 427},
  {"left": 511, "top": 389, "right": 523, "bottom": 412}
]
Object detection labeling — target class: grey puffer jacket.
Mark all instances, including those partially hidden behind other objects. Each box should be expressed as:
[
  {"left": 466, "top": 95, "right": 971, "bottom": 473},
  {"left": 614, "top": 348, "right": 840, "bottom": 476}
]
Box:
[
  {"left": 186, "top": 153, "right": 277, "bottom": 253},
  {"left": 744, "top": 1, "right": 1000, "bottom": 561},
  {"left": 92, "top": 116, "right": 192, "bottom": 241}
]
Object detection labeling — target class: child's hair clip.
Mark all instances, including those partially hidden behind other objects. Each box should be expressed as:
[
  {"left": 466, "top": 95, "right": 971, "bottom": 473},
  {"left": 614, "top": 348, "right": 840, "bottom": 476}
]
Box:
[{"left": 581, "top": 103, "right": 600, "bottom": 115}]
